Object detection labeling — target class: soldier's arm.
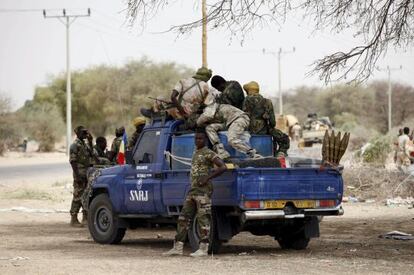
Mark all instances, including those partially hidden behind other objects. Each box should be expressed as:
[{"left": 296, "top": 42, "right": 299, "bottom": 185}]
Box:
[
  {"left": 267, "top": 100, "right": 276, "bottom": 128},
  {"left": 200, "top": 154, "right": 227, "bottom": 185},
  {"left": 69, "top": 144, "right": 80, "bottom": 178},
  {"left": 170, "top": 89, "right": 186, "bottom": 116}
]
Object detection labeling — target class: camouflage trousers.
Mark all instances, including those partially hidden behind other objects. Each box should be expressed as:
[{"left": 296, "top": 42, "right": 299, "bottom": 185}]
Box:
[
  {"left": 175, "top": 193, "right": 211, "bottom": 243},
  {"left": 249, "top": 119, "right": 290, "bottom": 156},
  {"left": 70, "top": 173, "right": 87, "bottom": 215},
  {"left": 206, "top": 115, "right": 253, "bottom": 159},
  {"left": 269, "top": 128, "right": 290, "bottom": 156}
]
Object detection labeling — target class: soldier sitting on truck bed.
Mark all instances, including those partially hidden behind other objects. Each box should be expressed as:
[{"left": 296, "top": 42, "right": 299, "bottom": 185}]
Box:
[
  {"left": 141, "top": 67, "right": 214, "bottom": 120},
  {"left": 242, "top": 81, "right": 290, "bottom": 157},
  {"left": 163, "top": 129, "right": 227, "bottom": 257},
  {"left": 211, "top": 75, "right": 245, "bottom": 110}
]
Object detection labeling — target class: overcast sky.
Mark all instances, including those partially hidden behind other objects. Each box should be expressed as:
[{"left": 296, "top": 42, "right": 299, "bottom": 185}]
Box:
[{"left": 1, "top": 0, "right": 414, "bottom": 110}]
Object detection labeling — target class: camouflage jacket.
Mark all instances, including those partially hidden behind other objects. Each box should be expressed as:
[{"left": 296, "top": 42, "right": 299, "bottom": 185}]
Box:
[
  {"left": 189, "top": 146, "right": 218, "bottom": 195},
  {"left": 127, "top": 129, "right": 142, "bottom": 151},
  {"left": 197, "top": 103, "right": 247, "bottom": 128},
  {"left": 110, "top": 137, "right": 123, "bottom": 159},
  {"left": 92, "top": 145, "right": 112, "bottom": 166},
  {"left": 243, "top": 94, "right": 276, "bottom": 134},
  {"left": 69, "top": 138, "right": 93, "bottom": 175},
  {"left": 215, "top": 81, "right": 245, "bottom": 110}
]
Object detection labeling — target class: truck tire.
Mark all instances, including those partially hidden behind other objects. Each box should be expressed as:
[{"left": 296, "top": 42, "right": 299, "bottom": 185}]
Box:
[
  {"left": 188, "top": 209, "right": 222, "bottom": 254},
  {"left": 88, "top": 193, "right": 126, "bottom": 244}
]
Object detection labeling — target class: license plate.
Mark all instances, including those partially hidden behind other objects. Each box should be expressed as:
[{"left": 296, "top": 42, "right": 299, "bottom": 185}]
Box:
[{"left": 264, "top": 200, "right": 315, "bottom": 209}]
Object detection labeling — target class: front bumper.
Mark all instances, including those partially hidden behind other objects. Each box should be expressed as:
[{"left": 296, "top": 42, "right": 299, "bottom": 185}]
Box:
[{"left": 242, "top": 205, "right": 344, "bottom": 221}]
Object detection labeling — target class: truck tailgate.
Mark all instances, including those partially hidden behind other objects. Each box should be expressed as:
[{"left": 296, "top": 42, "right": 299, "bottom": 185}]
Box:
[{"left": 238, "top": 168, "right": 343, "bottom": 202}]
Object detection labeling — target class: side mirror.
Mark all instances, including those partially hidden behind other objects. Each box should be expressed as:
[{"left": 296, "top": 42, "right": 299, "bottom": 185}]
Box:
[{"left": 126, "top": 150, "right": 134, "bottom": 165}]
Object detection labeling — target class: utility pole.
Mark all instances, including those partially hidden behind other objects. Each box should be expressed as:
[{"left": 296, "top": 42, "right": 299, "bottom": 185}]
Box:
[
  {"left": 43, "top": 8, "right": 91, "bottom": 155},
  {"left": 201, "top": 0, "right": 208, "bottom": 68},
  {"left": 377, "top": 65, "right": 402, "bottom": 132},
  {"left": 263, "top": 47, "right": 295, "bottom": 115}
]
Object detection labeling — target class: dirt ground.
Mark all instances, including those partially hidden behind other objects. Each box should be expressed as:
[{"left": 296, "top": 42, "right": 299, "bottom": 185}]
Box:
[{"left": 1, "top": 152, "right": 414, "bottom": 274}]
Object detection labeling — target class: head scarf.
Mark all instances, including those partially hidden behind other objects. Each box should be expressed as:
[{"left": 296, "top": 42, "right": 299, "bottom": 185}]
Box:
[
  {"left": 243, "top": 81, "right": 260, "bottom": 95},
  {"left": 132, "top": 116, "right": 146, "bottom": 127}
]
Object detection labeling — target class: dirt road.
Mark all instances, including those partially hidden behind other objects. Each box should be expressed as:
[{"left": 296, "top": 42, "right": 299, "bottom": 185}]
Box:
[{"left": 1, "top": 204, "right": 413, "bottom": 275}]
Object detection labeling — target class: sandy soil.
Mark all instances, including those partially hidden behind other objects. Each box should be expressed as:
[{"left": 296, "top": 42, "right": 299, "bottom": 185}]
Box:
[
  {"left": 0, "top": 204, "right": 413, "bottom": 275},
  {"left": 1, "top": 152, "right": 414, "bottom": 274}
]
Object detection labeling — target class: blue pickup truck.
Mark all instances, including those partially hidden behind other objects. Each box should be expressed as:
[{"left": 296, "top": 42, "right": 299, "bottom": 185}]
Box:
[{"left": 85, "top": 117, "right": 344, "bottom": 253}]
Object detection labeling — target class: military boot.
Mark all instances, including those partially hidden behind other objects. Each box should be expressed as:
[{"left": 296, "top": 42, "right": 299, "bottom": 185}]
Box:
[
  {"left": 214, "top": 143, "right": 231, "bottom": 160},
  {"left": 190, "top": 242, "right": 208, "bottom": 257},
  {"left": 247, "top": 149, "right": 263, "bottom": 159},
  {"left": 70, "top": 214, "right": 82, "bottom": 227},
  {"left": 81, "top": 210, "right": 87, "bottom": 226},
  {"left": 162, "top": 241, "right": 184, "bottom": 256}
]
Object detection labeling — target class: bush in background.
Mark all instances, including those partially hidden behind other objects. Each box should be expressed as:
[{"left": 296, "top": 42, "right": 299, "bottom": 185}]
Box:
[{"left": 362, "top": 135, "right": 392, "bottom": 165}]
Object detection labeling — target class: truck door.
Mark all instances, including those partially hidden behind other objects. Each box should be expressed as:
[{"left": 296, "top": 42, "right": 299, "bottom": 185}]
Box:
[{"left": 124, "top": 129, "right": 162, "bottom": 214}]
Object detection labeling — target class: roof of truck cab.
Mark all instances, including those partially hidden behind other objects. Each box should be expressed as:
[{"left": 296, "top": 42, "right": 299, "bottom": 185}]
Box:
[{"left": 147, "top": 118, "right": 182, "bottom": 129}]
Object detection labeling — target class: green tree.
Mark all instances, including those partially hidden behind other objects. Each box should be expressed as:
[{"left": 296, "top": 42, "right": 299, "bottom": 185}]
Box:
[{"left": 18, "top": 101, "right": 65, "bottom": 152}]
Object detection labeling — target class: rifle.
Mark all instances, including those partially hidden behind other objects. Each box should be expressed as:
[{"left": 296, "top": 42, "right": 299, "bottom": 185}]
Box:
[{"left": 148, "top": 97, "right": 172, "bottom": 105}]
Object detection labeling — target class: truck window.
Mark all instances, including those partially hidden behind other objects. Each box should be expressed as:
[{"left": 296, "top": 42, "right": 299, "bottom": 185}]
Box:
[{"left": 133, "top": 130, "right": 160, "bottom": 164}]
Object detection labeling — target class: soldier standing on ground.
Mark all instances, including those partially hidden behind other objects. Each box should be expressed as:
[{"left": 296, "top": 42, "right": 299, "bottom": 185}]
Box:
[
  {"left": 128, "top": 117, "right": 146, "bottom": 151},
  {"left": 211, "top": 75, "right": 245, "bottom": 110},
  {"left": 69, "top": 126, "right": 93, "bottom": 227},
  {"left": 396, "top": 127, "right": 411, "bottom": 172},
  {"left": 109, "top": 127, "right": 125, "bottom": 162},
  {"left": 163, "top": 129, "right": 227, "bottom": 257},
  {"left": 242, "top": 81, "right": 290, "bottom": 157}
]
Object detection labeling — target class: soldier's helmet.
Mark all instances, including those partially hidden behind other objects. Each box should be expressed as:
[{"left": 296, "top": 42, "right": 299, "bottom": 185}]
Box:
[{"left": 193, "top": 67, "right": 213, "bottom": 82}]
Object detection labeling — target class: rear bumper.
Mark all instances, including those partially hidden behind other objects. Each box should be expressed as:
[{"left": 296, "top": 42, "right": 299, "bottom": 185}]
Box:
[{"left": 242, "top": 205, "right": 344, "bottom": 221}]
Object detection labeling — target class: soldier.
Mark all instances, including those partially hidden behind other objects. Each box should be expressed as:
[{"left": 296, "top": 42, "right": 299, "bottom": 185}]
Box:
[
  {"left": 93, "top": 136, "right": 112, "bottom": 165},
  {"left": 197, "top": 103, "right": 263, "bottom": 160},
  {"left": 109, "top": 126, "right": 125, "bottom": 162},
  {"left": 211, "top": 75, "right": 245, "bottom": 110},
  {"left": 163, "top": 129, "right": 227, "bottom": 257},
  {"left": 128, "top": 117, "right": 146, "bottom": 151},
  {"left": 141, "top": 67, "right": 214, "bottom": 120},
  {"left": 242, "top": 81, "right": 290, "bottom": 157},
  {"left": 291, "top": 122, "right": 302, "bottom": 142},
  {"left": 396, "top": 127, "right": 411, "bottom": 172},
  {"left": 69, "top": 126, "right": 93, "bottom": 227}
]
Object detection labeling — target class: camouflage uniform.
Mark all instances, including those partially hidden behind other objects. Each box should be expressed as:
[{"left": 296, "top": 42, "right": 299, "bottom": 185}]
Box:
[
  {"left": 92, "top": 144, "right": 112, "bottom": 166},
  {"left": 175, "top": 147, "right": 218, "bottom": 243},
  {"left": 198, "top": 103, "right": 258, "bottom": 159},
  {"left": 110, "top": 136, "right": 123, "bottom": 161},
  {"left": 127, "top": 129, "right": 142, "bottom": 151},
  {"left": 215, "top": 81, "right": 245, "bottom": 110},
  {"left": 69, "top": 138, "right": 92, "bottom": 215},
  {"left": 243, "top": 94, "right": 290, "bottom": 156}
]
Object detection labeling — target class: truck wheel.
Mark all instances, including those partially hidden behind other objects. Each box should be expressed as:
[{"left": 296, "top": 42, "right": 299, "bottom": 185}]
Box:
[
  {"left": 88, "top": 193, "right": 126, "bottom": 244},
  {"left": 277, "top": 234, "right": 310, "bottom": 250},
  {"left": 188, "top": 209, "right": 222, "bottom": 254}
]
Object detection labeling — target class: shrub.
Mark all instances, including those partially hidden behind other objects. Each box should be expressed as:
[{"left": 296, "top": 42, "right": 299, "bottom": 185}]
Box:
[{"left": 362, "top": 135, "right": 392, "bottom": 165}]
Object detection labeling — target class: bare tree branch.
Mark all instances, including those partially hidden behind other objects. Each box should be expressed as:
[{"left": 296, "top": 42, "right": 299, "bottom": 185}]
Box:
[{"left": 125, "top": 0, "right": 414, "bottom": 83}]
